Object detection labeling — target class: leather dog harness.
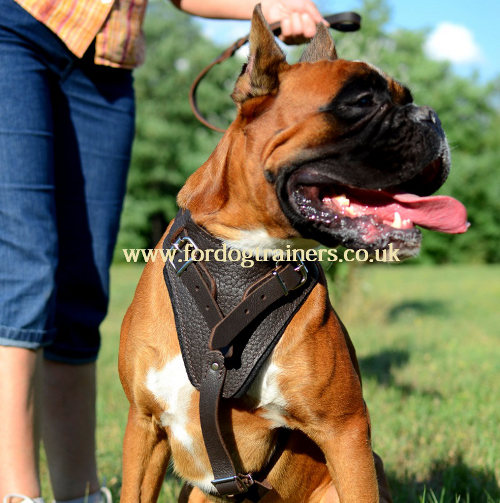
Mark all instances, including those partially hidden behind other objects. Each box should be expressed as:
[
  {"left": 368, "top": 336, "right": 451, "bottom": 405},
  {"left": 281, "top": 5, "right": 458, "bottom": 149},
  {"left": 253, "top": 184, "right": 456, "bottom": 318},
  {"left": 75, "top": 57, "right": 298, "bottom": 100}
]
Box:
[{"left": 163, "top": 210, "right": 319, "bottom": 500}]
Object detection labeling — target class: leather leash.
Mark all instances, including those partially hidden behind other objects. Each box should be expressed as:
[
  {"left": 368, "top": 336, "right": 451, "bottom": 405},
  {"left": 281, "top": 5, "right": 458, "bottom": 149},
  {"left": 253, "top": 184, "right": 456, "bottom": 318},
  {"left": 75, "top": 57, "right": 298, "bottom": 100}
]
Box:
[
  {"left": 189, "top": 12, "right": 361, "bottom": 133},
  {"left": 165, "top": 210, "right": 313, "bottom": 499}
]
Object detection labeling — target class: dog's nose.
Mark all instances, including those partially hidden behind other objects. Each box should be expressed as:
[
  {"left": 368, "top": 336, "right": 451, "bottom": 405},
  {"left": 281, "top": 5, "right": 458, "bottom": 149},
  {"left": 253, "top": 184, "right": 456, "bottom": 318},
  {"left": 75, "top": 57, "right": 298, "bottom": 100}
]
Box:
[
  {"left": 411, "top": 105, "right": 444, "bottom": 137},
  {"left": 414, "top": 106, "right": 441, "bottom": 127}
]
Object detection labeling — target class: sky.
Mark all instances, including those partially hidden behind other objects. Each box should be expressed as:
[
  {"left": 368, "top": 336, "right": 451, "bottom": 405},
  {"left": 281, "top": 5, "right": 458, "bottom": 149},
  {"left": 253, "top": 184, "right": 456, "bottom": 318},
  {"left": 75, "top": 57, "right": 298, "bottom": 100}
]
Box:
[{"left": 196, "top": 0, "right": 500, "bottom": 83}]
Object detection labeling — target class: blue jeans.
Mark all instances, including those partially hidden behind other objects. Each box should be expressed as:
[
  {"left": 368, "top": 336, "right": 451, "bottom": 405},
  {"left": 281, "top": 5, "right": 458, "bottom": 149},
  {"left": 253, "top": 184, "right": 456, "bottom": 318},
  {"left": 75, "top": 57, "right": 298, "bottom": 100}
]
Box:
[{"left": 0, "top": 0, "right": 135, "bottom": 362}]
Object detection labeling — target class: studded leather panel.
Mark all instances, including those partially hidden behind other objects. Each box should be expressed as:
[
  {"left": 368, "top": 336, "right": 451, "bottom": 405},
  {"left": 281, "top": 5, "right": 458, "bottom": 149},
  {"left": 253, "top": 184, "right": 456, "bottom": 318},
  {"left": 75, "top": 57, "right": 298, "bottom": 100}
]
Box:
[{"left": 163, "top": 217, "right": 319, "bottom": 398}]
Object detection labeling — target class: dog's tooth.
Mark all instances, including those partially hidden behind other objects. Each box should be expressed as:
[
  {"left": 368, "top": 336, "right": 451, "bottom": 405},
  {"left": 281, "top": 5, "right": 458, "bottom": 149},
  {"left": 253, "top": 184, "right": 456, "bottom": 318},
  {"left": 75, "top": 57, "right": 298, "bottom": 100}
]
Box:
[
  {"left": 402, "top": 218, "right": 412, "bottom": 228},
  {"left": 392, "top": 212, "right": 402, "bottom": 229},
  {"left": 335, "top": 195, "right": 350, "bottom": 207},
  {"left": 344, "top": 206, "right": 356, "bottom": 217}
]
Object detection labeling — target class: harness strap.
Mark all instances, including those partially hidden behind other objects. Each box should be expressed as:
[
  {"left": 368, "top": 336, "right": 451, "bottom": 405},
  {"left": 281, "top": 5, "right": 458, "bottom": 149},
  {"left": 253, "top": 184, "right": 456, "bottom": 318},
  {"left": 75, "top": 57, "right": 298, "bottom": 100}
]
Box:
[
  {"left": 170, "top": 234, "right": 224, "bottom": 329},
  {"left": 199, "top": 350, "right": 242, "bottom": 494},
  {"left": 178, "top": 429, "right": 290, "bottom": 503},
  {"left": 210, "top": 261, "right": 307, "bottom": 351}
]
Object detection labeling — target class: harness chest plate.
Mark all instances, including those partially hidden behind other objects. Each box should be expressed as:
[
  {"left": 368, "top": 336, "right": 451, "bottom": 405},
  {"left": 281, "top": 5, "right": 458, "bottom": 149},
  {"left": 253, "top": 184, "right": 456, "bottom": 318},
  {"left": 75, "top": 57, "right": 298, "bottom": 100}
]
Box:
[{"left": 162, "top": 215, "right": 319, "bottom": 399}]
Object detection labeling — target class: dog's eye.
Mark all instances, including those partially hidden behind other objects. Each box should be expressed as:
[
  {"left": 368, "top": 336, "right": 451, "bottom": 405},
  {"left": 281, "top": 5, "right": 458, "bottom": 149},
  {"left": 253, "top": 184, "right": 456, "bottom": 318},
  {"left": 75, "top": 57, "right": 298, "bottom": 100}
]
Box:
[{"left": 354, "top": 94, "right": 374, "bottom": 107}]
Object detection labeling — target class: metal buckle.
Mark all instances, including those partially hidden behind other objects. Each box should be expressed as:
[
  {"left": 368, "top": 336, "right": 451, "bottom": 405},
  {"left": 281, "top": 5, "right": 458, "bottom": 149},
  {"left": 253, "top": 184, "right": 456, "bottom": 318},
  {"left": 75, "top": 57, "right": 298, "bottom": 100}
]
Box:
[
  {"left": 272, "top": 267, "right": 289, "bottom": 295},
  {"left": 211, "top": 473, "right": 254, "bottom": 495},
  {"left": 273, "top": 258, "right": 308, "bottom": 295},
  {"left": 237, "top": 473, "right": 254, "bottom": 490},
  {"left": 292, "top": 257, "right": 308, "bottom": 290},
  {"left": 168, "top": 236, "right": 199, "bottom": 276}
]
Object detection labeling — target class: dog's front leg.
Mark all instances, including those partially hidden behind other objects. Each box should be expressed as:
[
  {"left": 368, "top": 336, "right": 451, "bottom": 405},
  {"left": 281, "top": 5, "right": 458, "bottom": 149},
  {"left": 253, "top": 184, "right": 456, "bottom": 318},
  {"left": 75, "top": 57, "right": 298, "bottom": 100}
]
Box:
[
  {"left": 285, "top": 370, "right": 379, "bottom": 502},
  {"left": 314, "top": 412, "right": 379, "bottom": 503},
  {"left": 282, "top": 310, "right": 380, "bottom": 502},
  {"left": 120, "top": 406, "right": 171, "bottom": 503},
  {"left": 304, "top": 347, "right": 380, "bottom": 503}
]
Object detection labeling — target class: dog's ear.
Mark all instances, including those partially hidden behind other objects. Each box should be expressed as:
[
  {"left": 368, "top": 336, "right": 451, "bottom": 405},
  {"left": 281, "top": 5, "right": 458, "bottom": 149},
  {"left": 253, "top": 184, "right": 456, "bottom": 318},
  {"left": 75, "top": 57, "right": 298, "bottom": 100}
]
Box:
[
  {"left": 232, "top": 4, "right": 289, "bottom": 104},
  {"left": 177, "top": 134, "right": 230, "bottom": 215},
  {"left": 299, "top": 23, "right": 337, "bottom": 63}
]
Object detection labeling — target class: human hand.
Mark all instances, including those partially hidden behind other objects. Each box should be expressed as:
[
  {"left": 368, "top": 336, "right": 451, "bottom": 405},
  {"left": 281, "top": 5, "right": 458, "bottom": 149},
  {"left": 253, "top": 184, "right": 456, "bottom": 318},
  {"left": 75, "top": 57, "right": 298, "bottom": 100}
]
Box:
[{"left": 260, "top": 0, "right": 328, "bottom": 44}]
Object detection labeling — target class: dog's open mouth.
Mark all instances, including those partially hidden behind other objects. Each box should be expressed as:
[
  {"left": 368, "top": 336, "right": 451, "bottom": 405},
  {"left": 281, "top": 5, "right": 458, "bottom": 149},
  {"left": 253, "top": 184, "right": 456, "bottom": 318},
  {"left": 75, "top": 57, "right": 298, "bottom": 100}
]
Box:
[{"left": 283, "top": 159, "right": 469, "bottom": 257}]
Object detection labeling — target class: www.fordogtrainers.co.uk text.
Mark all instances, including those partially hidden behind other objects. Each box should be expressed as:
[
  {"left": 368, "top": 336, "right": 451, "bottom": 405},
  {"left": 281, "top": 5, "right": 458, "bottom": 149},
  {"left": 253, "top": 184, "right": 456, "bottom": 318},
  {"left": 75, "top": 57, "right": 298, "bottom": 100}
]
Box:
[{"left": 122, "top": 243, "right": 400, "bottom": 267}]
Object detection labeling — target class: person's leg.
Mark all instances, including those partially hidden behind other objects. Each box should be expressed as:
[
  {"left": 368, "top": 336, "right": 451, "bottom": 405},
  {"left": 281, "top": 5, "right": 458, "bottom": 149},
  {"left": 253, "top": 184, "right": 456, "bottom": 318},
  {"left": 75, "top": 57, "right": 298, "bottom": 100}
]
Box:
[
  {"left": 41, "top": 361, "right": 99, "bottom": 501},
  {"left": 0, "top": 348, "right": 41, "bottom": 500},
  {"left": 0, "top": 2, "right": 62, "bottom": 499},
  {"left": 0, "top": 0, "right": 129, "bottom": 499},
  {"left": 41, "top": 50, "right": 135, "bottom": 502}
]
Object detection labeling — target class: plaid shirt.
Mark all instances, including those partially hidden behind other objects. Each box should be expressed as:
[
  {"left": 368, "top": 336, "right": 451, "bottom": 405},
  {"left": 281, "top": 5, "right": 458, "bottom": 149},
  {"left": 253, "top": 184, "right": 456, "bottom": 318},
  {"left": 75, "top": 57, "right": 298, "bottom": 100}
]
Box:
[{"left": 14, "top": 0, "right": 147, "bottom": 68}]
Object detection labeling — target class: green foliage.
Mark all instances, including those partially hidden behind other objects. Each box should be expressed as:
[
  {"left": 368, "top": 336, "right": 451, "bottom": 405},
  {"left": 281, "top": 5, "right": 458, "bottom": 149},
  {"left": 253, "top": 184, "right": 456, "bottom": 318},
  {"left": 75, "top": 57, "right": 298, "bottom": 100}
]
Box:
[{"left": 117, "top": 0, "right": 499, "bottom": 263}]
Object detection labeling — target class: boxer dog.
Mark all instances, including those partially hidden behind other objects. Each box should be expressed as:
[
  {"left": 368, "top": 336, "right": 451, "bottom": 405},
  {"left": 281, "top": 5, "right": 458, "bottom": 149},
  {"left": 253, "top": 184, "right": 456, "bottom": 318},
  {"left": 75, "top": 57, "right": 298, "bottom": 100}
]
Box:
[{"left": 119, "top": 6, "right": 467, "bottom": 503}]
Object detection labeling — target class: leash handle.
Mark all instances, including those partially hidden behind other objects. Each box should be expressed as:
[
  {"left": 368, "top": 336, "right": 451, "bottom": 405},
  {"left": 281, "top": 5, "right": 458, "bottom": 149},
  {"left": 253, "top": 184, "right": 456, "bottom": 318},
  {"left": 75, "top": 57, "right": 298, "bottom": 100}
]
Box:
[{"left": 189, "top": 12, "right": 362, "bottom": 133}]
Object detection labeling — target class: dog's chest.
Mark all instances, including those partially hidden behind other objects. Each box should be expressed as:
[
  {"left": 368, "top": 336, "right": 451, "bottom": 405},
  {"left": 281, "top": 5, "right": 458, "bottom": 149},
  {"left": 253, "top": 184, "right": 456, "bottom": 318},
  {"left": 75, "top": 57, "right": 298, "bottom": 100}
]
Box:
[{"left": 145, "top": 355, "right": 290, "bottom": 449}]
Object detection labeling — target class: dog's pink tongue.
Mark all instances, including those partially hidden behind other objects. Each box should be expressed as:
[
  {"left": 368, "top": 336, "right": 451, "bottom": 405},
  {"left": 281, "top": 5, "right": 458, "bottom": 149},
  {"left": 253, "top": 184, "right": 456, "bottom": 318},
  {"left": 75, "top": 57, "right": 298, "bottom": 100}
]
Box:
[{"left": 392, "top": 193, "right": 469, "bottom": 233}]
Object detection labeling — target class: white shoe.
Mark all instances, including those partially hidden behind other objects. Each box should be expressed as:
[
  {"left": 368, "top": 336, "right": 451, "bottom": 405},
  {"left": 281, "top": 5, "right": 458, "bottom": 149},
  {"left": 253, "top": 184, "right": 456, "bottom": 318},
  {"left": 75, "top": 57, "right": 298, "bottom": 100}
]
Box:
[
  {"left": 3, "top": 495, "right": 45, "bottom": 503},
  {"left": 97, "top": 488, "right": 112, "bottom": 503}
]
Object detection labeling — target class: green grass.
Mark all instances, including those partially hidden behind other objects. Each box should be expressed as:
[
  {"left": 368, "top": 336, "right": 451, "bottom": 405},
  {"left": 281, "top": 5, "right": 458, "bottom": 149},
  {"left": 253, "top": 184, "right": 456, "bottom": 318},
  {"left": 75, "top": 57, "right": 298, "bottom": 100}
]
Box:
[
  {"left": 41, "top": 263, "right": 500, "bottom": 502},
  {"left": 337, "top": 264, "right": 500, "bottom": 502}
]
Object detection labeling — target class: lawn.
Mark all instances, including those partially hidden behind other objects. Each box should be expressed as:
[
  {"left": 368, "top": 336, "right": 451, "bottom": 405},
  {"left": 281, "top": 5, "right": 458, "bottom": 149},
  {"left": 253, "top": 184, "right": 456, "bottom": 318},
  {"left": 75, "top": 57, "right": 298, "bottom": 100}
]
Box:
[{"left": 42, "top": 263, "right": 500, "bottom": 502}]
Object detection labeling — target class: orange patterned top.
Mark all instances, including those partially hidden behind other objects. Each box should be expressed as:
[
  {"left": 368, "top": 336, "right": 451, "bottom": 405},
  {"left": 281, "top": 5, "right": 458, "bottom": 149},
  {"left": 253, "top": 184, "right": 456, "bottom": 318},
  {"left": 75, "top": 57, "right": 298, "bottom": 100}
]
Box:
[{"left": 14, "top": 0, "right": 148, "bottom": 68}]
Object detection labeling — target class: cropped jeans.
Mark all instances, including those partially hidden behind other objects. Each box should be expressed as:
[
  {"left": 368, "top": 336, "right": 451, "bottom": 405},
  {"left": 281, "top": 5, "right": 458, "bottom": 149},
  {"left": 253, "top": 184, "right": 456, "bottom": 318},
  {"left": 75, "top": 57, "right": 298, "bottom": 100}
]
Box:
[{"left": 0, "top": 0, "right": 135, "bottom": 362}]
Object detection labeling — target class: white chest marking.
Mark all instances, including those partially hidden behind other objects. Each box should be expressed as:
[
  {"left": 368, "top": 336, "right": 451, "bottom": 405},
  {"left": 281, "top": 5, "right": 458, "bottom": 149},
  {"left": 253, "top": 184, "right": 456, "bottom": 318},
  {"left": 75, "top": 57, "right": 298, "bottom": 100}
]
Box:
[
  {"left": 248, "top": 359, "right": 289, "bottom": 428},
  {"left": 224, "top": 228, "right": 318, "bottom": 258},
  {"left": 145, "top": 354, "right": 196, "bottom": 451}
]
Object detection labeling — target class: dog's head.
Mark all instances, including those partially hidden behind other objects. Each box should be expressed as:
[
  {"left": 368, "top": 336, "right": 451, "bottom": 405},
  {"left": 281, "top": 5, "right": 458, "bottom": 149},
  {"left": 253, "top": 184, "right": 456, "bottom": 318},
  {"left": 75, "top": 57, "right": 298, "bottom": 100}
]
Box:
[{"left": 179, "top": 5, "right": 468, "bottom": 258}]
